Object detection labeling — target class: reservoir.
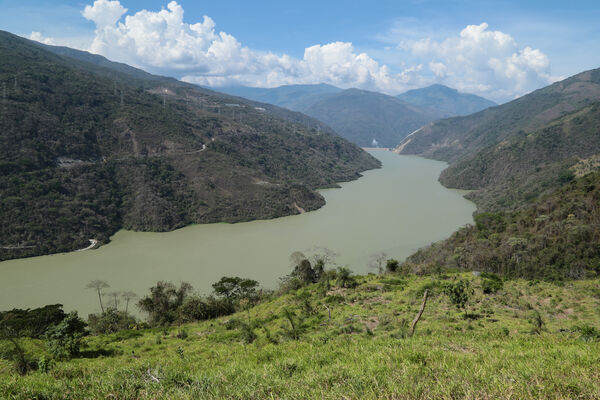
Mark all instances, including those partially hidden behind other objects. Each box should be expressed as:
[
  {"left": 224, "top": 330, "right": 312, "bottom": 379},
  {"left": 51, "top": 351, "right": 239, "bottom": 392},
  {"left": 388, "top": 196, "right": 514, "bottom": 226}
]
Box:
[{"left": 0, "top": 151, "right": 476, "bottom": 316}]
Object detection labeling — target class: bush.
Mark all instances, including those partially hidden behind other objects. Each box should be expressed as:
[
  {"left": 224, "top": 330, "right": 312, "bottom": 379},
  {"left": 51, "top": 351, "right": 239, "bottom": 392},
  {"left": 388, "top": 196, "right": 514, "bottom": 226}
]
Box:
[
  {"left": 443, "top": 280, "right": 472, "bottom": 312},
  {"left": 385, "top": 259, "right": 400, "bottom": 273},
  {"left": 46, "top": 312, "right": 87, "bottom": 360},
  {"left": 481, "top": 272, "right": 504, "bottom": 294},
  {"left": 574, "top": 325, "right": 600, "bottom": 341},
  {"left": 0, "top": 305, "right": 66, "bottom": 338},
  {"left": 87, "top": 309, "right": 136, "bottom": 335}
]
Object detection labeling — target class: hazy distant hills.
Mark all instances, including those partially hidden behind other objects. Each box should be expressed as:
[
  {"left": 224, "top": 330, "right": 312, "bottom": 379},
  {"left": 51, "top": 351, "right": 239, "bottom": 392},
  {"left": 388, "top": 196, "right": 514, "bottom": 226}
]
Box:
[
  {"left": 220, "top": 84, "right": 342, "bottom": 111},
  {"left": 219, "top": 83, "right": 495, "bottom": 148},
  {"left": 294, "top": 88, "right": 444, "bottom": 147},
  {"left": 397, "top": 84, "right": 496, "bottom": 116},
  {"left": 0, "top": 30, "right": 379, "bottom": 261},
  {"left": 397, "top": 68, "right": 600, "bottom": 211}
]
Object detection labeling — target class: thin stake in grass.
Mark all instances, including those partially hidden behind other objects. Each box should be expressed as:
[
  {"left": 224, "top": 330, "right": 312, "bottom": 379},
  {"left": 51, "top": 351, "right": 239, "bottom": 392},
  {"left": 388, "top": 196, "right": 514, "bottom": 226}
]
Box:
[{"left": 410, "top": 289, "right": 428, "bottom": 337}]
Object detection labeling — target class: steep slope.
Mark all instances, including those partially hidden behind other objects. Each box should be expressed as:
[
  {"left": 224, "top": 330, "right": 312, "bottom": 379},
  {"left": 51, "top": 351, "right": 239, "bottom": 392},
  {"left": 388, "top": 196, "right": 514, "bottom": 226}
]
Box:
[
  {"left": 0, "top": 31, "right": 380, "bottom": 261},
  {"left": 297, "top": 89, "right": 444, "bottom": 148},
  {"left": 404, "top": 171, "right": 600, "bottom": 280},
  {"left": 440, "top": 102, "right": 600, "bottom": 210},
  {"left": 397, "top": 84, "right": 496, "bottom": 116},
  {"left": 397, "top": 68, "right": 600, "bottom": 163},
  {"left": 219, "top": 85, "right": 446, "bottom": 148}
]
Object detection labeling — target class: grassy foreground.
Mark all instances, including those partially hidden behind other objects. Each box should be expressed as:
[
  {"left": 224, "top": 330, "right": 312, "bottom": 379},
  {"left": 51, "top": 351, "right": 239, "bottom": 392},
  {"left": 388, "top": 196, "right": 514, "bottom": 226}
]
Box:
[{"left": 2, "top": 273, "right": 600, "bottom": 399}]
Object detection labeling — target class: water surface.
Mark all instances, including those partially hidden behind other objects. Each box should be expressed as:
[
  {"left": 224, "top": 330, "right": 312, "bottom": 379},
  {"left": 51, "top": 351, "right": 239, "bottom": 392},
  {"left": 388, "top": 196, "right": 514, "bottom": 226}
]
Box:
[{"left": 0, "top": 151, "right": 475, "bottom": 315}]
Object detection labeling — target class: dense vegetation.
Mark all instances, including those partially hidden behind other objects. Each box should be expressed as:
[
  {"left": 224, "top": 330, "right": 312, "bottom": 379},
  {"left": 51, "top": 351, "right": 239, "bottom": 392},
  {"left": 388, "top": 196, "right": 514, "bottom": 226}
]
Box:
[
  {"left": 404, "top": 172, "right": 600, "bottom": 280},
  {"left": 1, "top": 265, "right": 599, "bottom": 399},
  {"left": 396, "top": 67, "right": 600, "bottom": 212},
  {"left": 440, "top": 101, "right": 600, "bottom": 210},
  {"left": 396, "top": 84, "right": 496, "bottom": 117},
  {"left": 0, "top": 31, "right": 380, "bottom": 261}
]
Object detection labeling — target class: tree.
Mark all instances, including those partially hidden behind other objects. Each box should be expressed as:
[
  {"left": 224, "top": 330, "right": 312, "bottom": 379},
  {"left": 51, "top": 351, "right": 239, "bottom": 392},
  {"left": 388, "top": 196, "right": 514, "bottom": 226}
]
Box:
[
  {"left": 386, "top": 259, "right": 400, "bottom": 273},
  {"left": 87, "top": 309, "right": 136, "bottom": 335},
  {"left": 368, "top": 252, "right": 388, "bottom": 274},
  {"left": 107, "top": 291, "right": 121, "bottom": 310},
  {"left": 85, "top": 280, "right": 109, "bottom": 313},
  {"left": 137, "top": 281, "right": 193, "bottom": 326},
  {"left": 443, "top": 280, "right": 472, "bottom": 314},
  {"left": 46, "top": 312, "right": 87, "bottom": 360},
  {"left": 121, "top": 291, "right": 138, "bottom": 313},
  {"left": 212, "top": 277, "right": 259, "bottom": 301},
  {"left": 0, "top": 313, "right": 36, "bottom": 375},
  {"left": 336, "top": 267, "right": 357, "bottom": 288}
]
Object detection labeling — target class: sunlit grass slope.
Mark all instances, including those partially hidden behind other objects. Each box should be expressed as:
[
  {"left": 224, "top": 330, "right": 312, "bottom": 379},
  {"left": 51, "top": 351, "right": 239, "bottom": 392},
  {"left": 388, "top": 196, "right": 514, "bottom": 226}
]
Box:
[{"left": 2, "top": 273, "right": 599, "bottom": 399}]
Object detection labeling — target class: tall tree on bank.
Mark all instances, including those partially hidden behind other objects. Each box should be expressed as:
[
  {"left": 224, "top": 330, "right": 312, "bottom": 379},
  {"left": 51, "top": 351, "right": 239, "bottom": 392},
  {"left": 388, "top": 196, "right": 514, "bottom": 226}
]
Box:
[{"left": 85, "top": 280, "right": 110, "bottom": 313}]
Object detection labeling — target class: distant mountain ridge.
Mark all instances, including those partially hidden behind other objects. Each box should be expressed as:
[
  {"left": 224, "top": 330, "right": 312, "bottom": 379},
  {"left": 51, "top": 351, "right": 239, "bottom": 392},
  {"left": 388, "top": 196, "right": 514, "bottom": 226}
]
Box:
[
  {"left": 0, "top": 30, "right": 379, "bottom": 261},
  {"left": 218, "top": 83, "right": 495, "bottom": 148},
  {"left": 397, "top": 84, "right": 496, "bottom": 116}
]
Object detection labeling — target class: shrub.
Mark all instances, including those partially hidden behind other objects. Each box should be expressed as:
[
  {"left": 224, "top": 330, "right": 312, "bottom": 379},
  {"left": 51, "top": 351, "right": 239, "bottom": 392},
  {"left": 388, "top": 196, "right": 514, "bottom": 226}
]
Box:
[
  {"left": 46, "top": 312, "right": 87, "bottom": 360},
  {"left": 0, "top": 305, "right": 66, "bottom": 338},
  {"left": 481, "top": 272, "right": 504, "bottom": 294},
  {"left": 443, "top": 280, "right": 473, "bottom": 312},
  {"left": 385, "top": 259, "right": 400, "bottom": 273},
  {"left": 87, "top": 309, "right": 136, "bottom": 335}
]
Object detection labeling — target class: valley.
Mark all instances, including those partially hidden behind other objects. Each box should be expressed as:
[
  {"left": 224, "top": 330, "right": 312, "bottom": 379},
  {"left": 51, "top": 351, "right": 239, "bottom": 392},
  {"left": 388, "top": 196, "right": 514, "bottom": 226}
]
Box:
[{"left": 0, "top": 151, "right": 475, "bottom": 316}]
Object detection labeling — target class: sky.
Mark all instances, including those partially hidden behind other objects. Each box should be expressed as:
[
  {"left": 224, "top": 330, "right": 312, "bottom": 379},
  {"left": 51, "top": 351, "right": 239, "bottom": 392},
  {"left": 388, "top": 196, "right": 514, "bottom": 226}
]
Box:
[{"left": 1, "top": 0, "right": 599, "bottom": 103}]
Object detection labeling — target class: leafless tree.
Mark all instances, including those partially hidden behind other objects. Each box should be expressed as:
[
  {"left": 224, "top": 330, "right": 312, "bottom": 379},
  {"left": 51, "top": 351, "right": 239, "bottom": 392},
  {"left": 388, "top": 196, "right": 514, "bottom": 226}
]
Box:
[
  {"left": 107, "top": 291, "right": 121, "bottom": 310},
  {"left": 368, "top": 252, "right": 388, "bottom": 274},
  {"left": 121, "top": 291, "right": 138, "bottom": 314},
  {"left": 85, "top": 280, "right": 110, "bottom": 313}
]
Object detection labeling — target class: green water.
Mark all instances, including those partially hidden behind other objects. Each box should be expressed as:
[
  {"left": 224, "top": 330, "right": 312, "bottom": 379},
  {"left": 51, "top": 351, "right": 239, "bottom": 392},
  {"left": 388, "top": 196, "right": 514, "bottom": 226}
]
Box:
[{"left": 0, "top": 152, "right": 475, "bottom": 315}]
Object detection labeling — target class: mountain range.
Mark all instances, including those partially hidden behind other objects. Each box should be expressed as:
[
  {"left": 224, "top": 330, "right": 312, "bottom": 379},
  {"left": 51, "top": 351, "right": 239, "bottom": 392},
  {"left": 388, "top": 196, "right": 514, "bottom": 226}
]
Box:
[
  {"left": 218, "top": 84, "right": 496, "bottom": 148},
  {"left": 396, "top": 68, "right": 600, "bottom": 211},
  {"left": 0, "top": 30, "right": 379, "bottom": 261}
]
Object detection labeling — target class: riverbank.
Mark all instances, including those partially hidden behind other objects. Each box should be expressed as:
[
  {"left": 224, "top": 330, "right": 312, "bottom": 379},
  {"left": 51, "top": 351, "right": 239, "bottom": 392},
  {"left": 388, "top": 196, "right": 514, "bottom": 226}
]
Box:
[{"left": 0, "top": 152, "right": 475, "bottom": 316}]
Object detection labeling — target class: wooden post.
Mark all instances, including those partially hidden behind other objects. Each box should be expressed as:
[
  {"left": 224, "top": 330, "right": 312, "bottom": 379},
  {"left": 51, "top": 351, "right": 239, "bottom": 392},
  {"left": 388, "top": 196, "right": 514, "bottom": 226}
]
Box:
[{"left": 410, "top": 289, "right": 428, "bottom": 337}]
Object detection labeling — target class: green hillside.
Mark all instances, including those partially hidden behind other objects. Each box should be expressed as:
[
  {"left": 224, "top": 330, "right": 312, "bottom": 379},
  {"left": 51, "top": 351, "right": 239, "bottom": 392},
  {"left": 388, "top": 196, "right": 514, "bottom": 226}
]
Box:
[
  {"left": 0, "top": 31, "right": 380, "bottom": 261},
  {"left": 405, "top": 171, "right": 600, "bottom": 280},
  {"left": 397, "top": 68, "right": 600, "bottom": 163},
  {"left": 397, "top": 84, "right": 496, "bottom": 116},
  {"left": 1, "top": 270, "right": 599, "bottom": 399},
  {"left": 440, "top": 101, "right": 600, "bottom": 210}
]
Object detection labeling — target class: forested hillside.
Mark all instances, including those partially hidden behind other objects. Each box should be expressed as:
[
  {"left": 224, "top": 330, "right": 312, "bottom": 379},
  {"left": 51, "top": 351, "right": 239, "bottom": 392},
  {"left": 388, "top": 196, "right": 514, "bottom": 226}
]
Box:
[
  {"left": 0, "top": 31, "right": 380, "bottom": 261},
  {"left": 396, "top": 68, "right": 600, "bottom": 212},
  {"left": 404, "top": 172, "right": 600, "bottom": 280},
  {"left": 397, "top": 68, "right": 600, "bottom": 163}
]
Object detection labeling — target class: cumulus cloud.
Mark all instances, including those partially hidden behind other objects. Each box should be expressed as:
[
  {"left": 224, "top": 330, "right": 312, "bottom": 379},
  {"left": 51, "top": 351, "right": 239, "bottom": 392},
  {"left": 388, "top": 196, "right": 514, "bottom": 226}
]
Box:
[
  {"left": 79, "top": 0, "right": 417, "bottom": 93},
  {"left": 408, "top": 23, "right": 558, "bottom": 100},
  {"left": 29, "top": 31, "right": 56, "bottom": 45},
  {"left": 29, "top": 1, "right": 556, "bottom": 102}
]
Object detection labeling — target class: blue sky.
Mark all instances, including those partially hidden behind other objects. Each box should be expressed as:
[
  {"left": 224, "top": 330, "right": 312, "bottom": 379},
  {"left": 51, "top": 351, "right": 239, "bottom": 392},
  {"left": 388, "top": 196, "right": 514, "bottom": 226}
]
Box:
[{"left": 1, "top": 0, "right": 599, "bottom": 102}]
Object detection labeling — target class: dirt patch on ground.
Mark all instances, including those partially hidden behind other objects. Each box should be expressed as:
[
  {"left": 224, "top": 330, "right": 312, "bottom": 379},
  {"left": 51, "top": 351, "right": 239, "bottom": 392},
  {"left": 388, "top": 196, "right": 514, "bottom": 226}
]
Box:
[
  {"left": 359, "top": 296, "right": 391, "bottom": 305},
  {"left": 327, "top": 288, "right": 348, "bottom": 297},
  {"left": 360, "top": 317, "right": 380, "bottom": 330},
  {"left": 555, "top": 308, "right": 575, "bottom": 319}
]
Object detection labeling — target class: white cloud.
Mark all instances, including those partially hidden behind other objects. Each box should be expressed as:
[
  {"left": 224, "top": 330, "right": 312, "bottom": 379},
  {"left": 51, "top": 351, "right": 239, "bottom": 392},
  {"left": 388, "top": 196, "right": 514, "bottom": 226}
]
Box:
[
  {"left": 78, "top": 0, "right": 420, "bottom": 93},
  {"left": 408, "top": 23, "right": 558, "bottom": 100},
  {"left": 29, "top": 32, "right": 56, "bottom": 45},
  {"left": 82, "top": 0, "right": 127, "bottom": 28},
  {"left": 28, "top": 2, "right": 557, "bottom": 102}
]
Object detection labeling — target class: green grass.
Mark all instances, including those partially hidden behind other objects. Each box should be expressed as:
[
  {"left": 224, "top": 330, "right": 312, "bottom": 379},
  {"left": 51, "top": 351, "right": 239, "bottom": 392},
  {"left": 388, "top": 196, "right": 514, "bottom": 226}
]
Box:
[{"left": 2, "top": 273, "right": 600, "bottom": 399}]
